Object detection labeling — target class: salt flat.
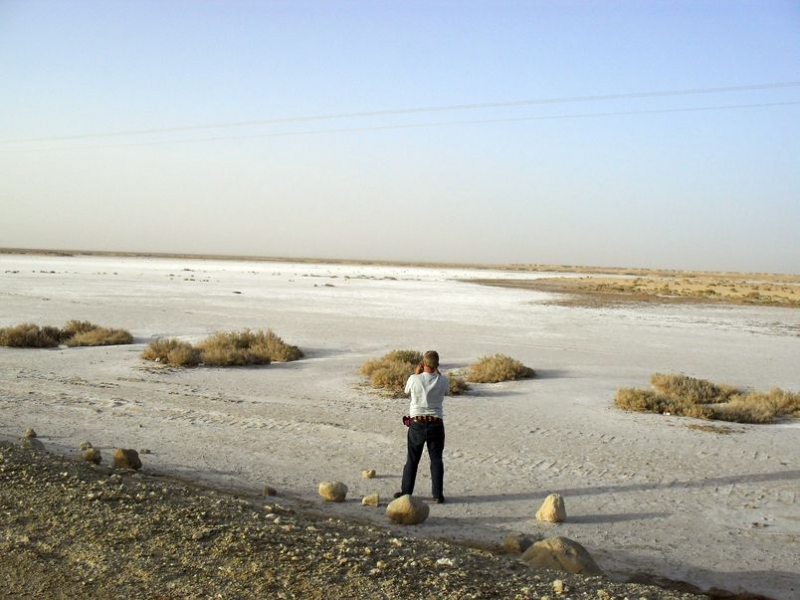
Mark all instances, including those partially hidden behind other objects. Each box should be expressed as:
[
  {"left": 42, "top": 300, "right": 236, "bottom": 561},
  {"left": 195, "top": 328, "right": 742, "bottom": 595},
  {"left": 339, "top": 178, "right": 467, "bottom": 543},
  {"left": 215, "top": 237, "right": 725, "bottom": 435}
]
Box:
[{"left": 1, "top": 254, "right": 799, "bottom": 598}]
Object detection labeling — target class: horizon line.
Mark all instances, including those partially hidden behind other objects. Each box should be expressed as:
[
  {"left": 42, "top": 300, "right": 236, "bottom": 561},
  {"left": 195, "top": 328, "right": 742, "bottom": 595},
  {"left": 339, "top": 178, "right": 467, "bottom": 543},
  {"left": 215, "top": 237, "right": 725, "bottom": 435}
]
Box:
[{"left": 1, "top": 246, "right": 795, "bottom": 278}]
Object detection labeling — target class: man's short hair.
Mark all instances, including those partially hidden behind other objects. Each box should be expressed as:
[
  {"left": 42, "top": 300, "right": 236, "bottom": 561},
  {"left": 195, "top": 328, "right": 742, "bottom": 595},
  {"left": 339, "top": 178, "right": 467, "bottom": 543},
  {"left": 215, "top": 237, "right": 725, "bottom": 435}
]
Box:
[{"left": 423, "top": 350, "right": 439, "bottom": 370}]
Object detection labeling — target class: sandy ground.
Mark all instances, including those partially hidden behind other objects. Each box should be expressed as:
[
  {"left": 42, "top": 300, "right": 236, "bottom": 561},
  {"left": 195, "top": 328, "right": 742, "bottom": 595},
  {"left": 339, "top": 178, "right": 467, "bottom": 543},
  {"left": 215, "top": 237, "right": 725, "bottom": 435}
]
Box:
[{"left": 1, "top": 254, "right": 799, "bottom": 599}]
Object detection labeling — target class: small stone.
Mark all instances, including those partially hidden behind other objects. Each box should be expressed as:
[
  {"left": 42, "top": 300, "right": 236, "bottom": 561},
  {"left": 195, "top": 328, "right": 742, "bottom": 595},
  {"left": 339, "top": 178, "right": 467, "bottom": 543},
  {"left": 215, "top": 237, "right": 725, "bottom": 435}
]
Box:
[
  {"left": 437, "top": 557, "right": 455, "bottom": 567},
  {"left": 318, "top": 481, "right": 348, "bottom": 502},
  {"left": 536, "top": 493, "right": 567, "bottom": 523},
  {"left": 503, "top": 533, "right": 538, "bottom": 554},
  {"left": 81, "top": 447, "right": 102, "bottom": 465},
  {"left": 113, "top": 448, "right": 142, "bottom": 470},
  {"left": 263, "top": 485, "right": 278, "bottom": 497},
  {"left": 552, "top": 579, "right": 565, "bottom": 594},
  {"left": 361, "top": 469, "right": 376, "bottom": 479},
  {"left": 20, "top": 437, "right": 45, "bottom": 451},
  {"left": 385, "top": 494, "right": 429, "bottom": 525},
  {"left": 139, "top": 448, "right": 152, "bottom": 454},
  {"left": 362, "top": 493, "right": 380, "bottom": 507}
]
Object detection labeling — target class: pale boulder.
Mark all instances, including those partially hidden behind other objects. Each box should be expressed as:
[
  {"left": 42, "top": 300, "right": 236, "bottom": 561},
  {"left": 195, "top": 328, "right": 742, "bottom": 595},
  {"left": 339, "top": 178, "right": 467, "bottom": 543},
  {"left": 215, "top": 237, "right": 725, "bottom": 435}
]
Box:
[
  {"left": 361, "top": 469, "right": 376, "bottom": 479},
  {"left": 361, "top": 493, "right": 380, "bottom": 507},
  {"left": 536, "top": 493, "right": 566, "bottom": 523},
  {"left": 113, "top": 448, "right": 142, "bottom": 470},
  {"left": 386, "top": 494, "right": 429, "bottom": 525},
  {"left": 318, "top": 481, "right": 348, "bottom": 502},
  {"left": 521, "top": 536, "right": 603, "bottom": 576}
]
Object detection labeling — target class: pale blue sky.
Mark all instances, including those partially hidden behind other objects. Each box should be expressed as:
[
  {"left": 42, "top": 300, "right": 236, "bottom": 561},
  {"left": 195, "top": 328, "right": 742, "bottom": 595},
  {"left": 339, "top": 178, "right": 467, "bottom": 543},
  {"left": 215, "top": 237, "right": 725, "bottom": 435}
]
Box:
[{"left": 1, "top": 1, "right": 798, "bottom": 273}]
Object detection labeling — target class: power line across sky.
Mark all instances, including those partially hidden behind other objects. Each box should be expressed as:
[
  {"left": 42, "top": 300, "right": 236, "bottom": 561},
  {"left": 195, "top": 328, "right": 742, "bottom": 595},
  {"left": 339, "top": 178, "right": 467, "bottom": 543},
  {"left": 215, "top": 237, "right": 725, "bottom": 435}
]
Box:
[{"left": 2, "top": 81, "right": 798, "bottom": 149}]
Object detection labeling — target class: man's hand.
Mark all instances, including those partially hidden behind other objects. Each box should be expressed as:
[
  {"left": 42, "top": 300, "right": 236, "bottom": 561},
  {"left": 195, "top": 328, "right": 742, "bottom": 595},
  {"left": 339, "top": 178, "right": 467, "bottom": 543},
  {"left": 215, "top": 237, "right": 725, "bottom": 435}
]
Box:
[{"left": 415, "top": 361, "right": 425, "bottom": 375}]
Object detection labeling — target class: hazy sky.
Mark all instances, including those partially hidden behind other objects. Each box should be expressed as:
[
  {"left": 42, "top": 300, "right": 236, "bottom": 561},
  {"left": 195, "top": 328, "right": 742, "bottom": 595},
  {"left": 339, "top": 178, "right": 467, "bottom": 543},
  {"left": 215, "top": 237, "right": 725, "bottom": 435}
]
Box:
[{"left": 1, "top": 1, "right": 798, "bottom": 273}]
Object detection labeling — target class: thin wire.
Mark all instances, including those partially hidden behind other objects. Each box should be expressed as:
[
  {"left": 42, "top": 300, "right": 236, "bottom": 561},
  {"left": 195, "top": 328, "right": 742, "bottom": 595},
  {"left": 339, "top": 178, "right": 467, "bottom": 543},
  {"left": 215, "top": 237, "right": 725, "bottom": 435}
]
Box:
[
  {"left": 1, "top": 81, "right": 799, "bottom": 145},
  {"left": 3, "top": 100, "right": 797, "bottom": 154}
]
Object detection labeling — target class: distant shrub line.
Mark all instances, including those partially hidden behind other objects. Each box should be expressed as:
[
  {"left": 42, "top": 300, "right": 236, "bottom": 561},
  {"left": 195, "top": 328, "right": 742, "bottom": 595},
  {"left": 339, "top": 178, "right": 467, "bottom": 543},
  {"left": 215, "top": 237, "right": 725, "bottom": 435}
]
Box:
[
  {"left": 360, "top": 350, "right": 536, "bottom": 397},
  {"left": 0, "top": 321, "right": 133, "bottom": 348},
  {"left": 615, "top": 373, "right": 800, "bottom": 424},
  {"left": 142, "top": 329, "right": 303, "bottom": 367}
]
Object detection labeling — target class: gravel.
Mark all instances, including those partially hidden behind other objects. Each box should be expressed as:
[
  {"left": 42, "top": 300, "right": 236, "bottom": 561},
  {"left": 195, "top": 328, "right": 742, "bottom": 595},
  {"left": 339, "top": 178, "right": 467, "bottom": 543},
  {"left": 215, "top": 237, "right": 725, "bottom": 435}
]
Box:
[{"left": 1, "top": 441, "right": 708, "bottom": 599}]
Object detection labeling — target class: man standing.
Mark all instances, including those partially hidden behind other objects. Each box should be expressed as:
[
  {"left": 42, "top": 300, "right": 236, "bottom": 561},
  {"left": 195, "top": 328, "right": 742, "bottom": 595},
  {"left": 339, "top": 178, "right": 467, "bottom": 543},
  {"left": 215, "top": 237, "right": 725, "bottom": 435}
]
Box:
[{"left": 395, "top": 350, "right": 449, "bottom": 504}]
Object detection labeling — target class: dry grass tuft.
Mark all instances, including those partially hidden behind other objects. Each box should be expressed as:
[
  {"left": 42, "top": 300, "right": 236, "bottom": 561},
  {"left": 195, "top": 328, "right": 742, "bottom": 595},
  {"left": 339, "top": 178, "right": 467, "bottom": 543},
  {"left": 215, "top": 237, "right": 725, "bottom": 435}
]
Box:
[
  {"left": 650, "top": 373, "right": 737, "bottom": 404},
  {"left": 62, "top": 320, "right": 99, "bottom": 338},
  {"left": 142, "top": 338, "right": 201, "bottom": 367},
  {"left": 0, "top": 323, "right": 61, "bottom": 348},
  {"left": 0, "top": 321, "right": 133, "bottom": 348},
  {"left": 142, "top": 329, "right": 302, "bottom": 368},
  {"left": 360, "top": 350, "right": 469, "bottom": 397},
  {"left": 197, "top": 330, "right": 273, "bottom": 367},
  {"left": 615, "top": 373, "right": 800, "bottom": 424},
  {"left": 447, "top": 372, "right": 470, "bottom": 396},
  {"left": 360, "top": 349, "right": 421, "bottom": 396},
  {"left": 252, "top": 329, "right": 304, "bottom": 362},
  {"left": 467, "top": 354, "right": 535, "bottom": 383},
  {"left": 65, "top": 326, "right": 133, "bottom": 347},
  {"left": 709, "top": 389, "right": 800, "bottom": 424}
]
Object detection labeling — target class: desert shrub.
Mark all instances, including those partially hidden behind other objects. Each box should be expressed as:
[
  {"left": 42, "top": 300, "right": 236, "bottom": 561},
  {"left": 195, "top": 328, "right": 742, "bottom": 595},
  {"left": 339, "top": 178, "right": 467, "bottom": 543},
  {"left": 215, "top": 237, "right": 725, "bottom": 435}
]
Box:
[
  {"left": 360, "top": 350, "right": 424, "bottom": 396},
  {"left": 616, "top": 373, "right": 800, "bottom": 424},
  {"left": 142, "top": 329, "right": 301, "bottom": 368},
  {"left": 361, "top": 349, "right": 422, "bottom": 377},
  {"left": 196, "top": 329, "right": 303, "bottom": 366},
  {"left": 709, "top": 389, "right": 800, "bottom": 424},
  {"left": 65, "top": 326, "right": 133, "bottom": 347},
  {"left": 383, "top": 349, "right": 424, "bottom": 366},
  {"left": 0, "top": 323, "right": 61, "bottom": 348},
  {"left": 1, "top": 320, "right": 133, "bottom": 348},
  {"left": 359, "top": 358, "right": 386, "bottom": 378},
  {"left": 247, "top": 329, "right": 304, "bottom": 362},
  {"left": 361, "top": 349, "right": 468, "bottom": 396},
  {"left": 196, "top": 330, "right": 273, "bottom": 367},
  {"left": 42, "top": 325, "right": 67, "bottom": 343},
  {"left": 614, "top": 386, "right": 714, "bottom": 419},
  {"left": 447, "top": 372, "right": 470, "bottom": 396},
  {"left": 142, "top": 338, "right": 200, "bottom": 367},
  {"left": 368, "top": 361, "right": 416, "bottom": 396},
  {"left": 650, "top": 373, "right": 737, "bottom": 404},
  {"left": 61, "top": 320, "right": 98, "bottom": 339},
  {"left": 614, "top": 388, "right": 668, "bottom": 414},
  {"left": 467, "top": 354, "right": 535, "bottom": 383},
  {"left": 166, "top": 343, "right": 202, "bottom": 367}
]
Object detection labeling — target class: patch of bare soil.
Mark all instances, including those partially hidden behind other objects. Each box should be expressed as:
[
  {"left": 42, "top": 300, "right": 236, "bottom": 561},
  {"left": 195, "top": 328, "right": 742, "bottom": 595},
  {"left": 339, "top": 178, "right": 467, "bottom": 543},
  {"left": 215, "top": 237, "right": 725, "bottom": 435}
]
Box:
[{"left": 466, "top": 274, "right": 800, "bottom": 309}]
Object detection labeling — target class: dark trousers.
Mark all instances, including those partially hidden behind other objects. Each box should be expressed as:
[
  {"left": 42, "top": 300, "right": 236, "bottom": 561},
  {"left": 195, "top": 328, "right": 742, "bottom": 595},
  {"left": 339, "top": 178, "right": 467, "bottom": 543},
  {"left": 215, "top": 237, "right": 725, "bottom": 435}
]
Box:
[{"left": 401, "top": 420, "right": 445, "bottom": 499}]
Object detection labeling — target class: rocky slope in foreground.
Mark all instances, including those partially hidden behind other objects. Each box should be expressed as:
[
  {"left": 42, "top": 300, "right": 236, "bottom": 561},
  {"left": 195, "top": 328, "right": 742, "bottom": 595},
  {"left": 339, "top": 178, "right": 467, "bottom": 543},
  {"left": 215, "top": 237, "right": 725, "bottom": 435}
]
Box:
[{"left": 1, "top": 441, "right": 711, "bottom": 599}]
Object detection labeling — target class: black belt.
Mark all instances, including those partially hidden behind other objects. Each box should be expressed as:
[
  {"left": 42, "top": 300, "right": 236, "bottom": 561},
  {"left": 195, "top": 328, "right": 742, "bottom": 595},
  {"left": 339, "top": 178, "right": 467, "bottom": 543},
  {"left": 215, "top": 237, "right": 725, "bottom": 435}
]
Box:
[{"left": 413, "top": 415, "right": 442, "bottom": 423}]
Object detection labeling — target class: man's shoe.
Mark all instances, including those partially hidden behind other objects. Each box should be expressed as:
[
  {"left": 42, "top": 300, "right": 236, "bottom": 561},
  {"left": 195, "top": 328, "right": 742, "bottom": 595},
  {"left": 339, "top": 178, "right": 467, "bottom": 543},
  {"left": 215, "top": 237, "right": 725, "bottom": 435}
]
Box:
[
  {"left": 393, "top": 492, "right": 405, "bottom": 499},
  {"left": 434, "top": 496, "right": 445, "bottom": 504}
]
